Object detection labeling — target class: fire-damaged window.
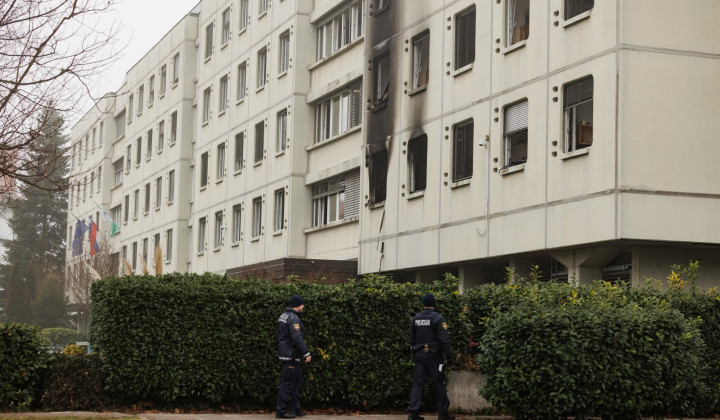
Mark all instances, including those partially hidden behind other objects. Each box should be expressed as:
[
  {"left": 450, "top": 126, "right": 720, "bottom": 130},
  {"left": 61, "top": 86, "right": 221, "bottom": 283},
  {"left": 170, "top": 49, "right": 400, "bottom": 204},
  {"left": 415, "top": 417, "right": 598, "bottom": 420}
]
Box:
[
  {"left": 311, "top": 170, "right": 359, "bottom": 227},
  {"left": 411, "top": 31, "right": 429, "bottom": 90},
  {"left": 455, "top": 7, "right": 476, "bottom": 70},
  {"left": 452, "top": 120, "right": 473, "bottom": 182},
  {"left": 408, "top": 135, "right": 427, "bottom": 193},
  {"left": 367, "top": 144, "right": 388, "bottom": 204},
  {"left": 503, "top": 99, "right": 528, "bottom": 168},
  {"left": 373, "top": 53, "right": 390, "bottom": 108},
  {"left": 506, "top": 0, "right": 529, "bottom": 47},
  {"left": 564, "top": 0, "right": 594, "bottom": 20},
  {"left": 314, "top": 81, "right": 362, "bottom": 144},
  {"left": 563, "top": 75, "right": 593, "bottom": 153}
]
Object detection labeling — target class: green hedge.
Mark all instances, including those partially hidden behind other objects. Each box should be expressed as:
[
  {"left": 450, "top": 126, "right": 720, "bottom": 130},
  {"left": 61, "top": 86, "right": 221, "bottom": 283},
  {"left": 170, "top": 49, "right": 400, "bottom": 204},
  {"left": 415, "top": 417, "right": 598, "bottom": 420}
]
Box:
[
  {"left": 40, "top": 327, "right": 86, "bottom": 348},
  {"left": 0, "top": 323, "right": 52, "bottom": 410},
  {"left": 40, "top": 353, "right": 106, "bottom": 411},
  {"left": 90, "top": 273, "right": 462, "bottom": 408}
]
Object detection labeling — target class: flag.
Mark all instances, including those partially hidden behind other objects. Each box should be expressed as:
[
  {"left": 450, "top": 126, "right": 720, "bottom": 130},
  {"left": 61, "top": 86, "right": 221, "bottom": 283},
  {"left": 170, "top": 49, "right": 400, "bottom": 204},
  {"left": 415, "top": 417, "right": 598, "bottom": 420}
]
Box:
[
  {"left": 88, "top": 219, "right": 100, "bottom": 256},
  {"left": 72, "top": 219, "right": 89, "bottom": 257},
  {"left": 93, "top": 200, "right": 120, "bottom": 236}
]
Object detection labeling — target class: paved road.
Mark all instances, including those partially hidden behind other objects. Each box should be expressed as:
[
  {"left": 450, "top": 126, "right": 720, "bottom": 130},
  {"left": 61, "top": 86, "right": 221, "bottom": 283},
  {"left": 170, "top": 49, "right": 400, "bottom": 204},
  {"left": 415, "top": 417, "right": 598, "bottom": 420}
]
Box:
[{"left": 0, "top": 413, "right": 510, "bottom": 420}]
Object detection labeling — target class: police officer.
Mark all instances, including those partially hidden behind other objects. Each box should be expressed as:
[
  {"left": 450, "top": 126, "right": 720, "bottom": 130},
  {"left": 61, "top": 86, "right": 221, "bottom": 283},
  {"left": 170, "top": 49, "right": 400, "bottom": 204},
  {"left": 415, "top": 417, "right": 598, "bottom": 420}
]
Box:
[
  {"left": 408, "top": 293, "right": 455, "bottom": 420},
  {"left": 276, "top": 295, "right": 311, "bottom": 419}
]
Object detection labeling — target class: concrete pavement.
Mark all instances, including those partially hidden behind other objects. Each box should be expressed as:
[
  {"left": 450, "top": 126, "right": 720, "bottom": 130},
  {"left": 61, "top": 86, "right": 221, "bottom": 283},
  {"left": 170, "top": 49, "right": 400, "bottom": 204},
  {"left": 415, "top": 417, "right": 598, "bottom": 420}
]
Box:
[{"left": 0, "top": 412, "right": 510, "bottom": 420}]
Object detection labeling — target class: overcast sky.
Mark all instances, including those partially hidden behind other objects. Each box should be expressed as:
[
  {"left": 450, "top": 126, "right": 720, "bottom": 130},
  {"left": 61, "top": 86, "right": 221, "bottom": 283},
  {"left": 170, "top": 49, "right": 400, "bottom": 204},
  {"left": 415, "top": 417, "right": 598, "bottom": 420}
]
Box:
[{"left": 77, "top": 0, "right": 200, "bottom": 121}]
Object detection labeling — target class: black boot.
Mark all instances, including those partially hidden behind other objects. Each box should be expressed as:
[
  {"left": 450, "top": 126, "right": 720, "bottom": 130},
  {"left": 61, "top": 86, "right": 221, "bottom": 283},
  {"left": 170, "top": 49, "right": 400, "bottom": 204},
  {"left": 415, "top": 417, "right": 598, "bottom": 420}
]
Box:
[
  {"left": 438, "top": 413, "right": 455, "bottom": 420},
  {"left": 408, "top": 411, "right": 425, "bottom": 420}
]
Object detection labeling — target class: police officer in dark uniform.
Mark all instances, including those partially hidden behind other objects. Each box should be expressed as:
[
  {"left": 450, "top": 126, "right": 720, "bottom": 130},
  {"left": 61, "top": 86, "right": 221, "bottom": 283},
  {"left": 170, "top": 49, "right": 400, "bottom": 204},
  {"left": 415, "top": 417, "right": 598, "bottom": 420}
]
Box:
[
  {"left": 276, "top": 295, "right": 311, "bottom": 419},
  {"left": 408, "top": 293, "right": 455, "bottom": 420}
]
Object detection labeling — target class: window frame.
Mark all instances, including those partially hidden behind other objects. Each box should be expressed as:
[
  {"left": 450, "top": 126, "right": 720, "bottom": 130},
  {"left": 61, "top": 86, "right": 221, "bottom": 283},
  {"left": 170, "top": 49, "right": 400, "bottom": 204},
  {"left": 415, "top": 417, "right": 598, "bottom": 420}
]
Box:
[
  {"left": 314, "top": 80, "right": 362, "bottom": 144},
  {"left": 219, "top": 75, "right": 229, "bottom": 113},
  {"left": 252, "top": 197, "right": 262, "bottom": 238},
  {"left": 237, "top": 62, "right": 247, "bottom": 101},
  {"left": 254, "top": 121, "right": 264, "bottom": 164},
  {"left": 200, "top": 151, "right": 209, "bottom": 188},
  {"left": 452, "top": 119, "right": 474, "bottom": 182},
  {"left": 214, "top": 211, "right": 224, "bottom": 249},
  {"left": 455, "top": 6, "right": 476, "bottom": 70},
  {"left": 278, "top": 30, "right": 290, "bottom": 74},
  {"left": 408, "top": 134, "right": 427, "bottom": 194},
  {"left": 273, "top": 188, "right": 285, "bottom": 232},
  {"left": 256, "top": 47, "right": 267, "bottom": 89},
  {"left": 172, "top": 53, "right": 180, "bottom": 85},
  {"left": 234, "top": 132, "right": 244, "bottom": 172},
  {"left": 276, "top": 109, "right": 287, "bottom": 153},
  {"left": 205, "top": 22, "right": 214, "bottom": 59},
  {"left": 503, "top": 99, "right": 529, "bottom": 168},
  {"left": 312, "top": 176, "right": 346, "bottom": 227},
  {"left": 563, "top": 75, "right": 594, "bottom": 154},
  {"left": 216, "top": 142, "right": 226, "bottom": 180},
  {"left": 198, "top": 216, "right": 207, "bottom": 253},
  {"left": 221, "top": 8, "right": 231, "bottom": 45},
  {"left": 411, "top": 30, "right": 430, "bottom": 91}
]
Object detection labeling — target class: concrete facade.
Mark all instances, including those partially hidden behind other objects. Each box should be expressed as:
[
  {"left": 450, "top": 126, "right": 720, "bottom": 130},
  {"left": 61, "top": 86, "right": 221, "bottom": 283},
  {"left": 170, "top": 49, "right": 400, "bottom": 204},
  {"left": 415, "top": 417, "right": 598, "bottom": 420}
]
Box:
[{"left": 67, "top": 1, "right": 720, "bottom": 290}]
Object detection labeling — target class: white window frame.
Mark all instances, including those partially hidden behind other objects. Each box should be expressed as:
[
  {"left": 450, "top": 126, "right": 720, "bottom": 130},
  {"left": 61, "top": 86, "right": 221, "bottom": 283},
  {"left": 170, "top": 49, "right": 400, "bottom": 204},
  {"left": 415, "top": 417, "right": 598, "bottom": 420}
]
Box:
[
  {"left": 276, "top": 109, "right": 287, "bottom": 153},
  {"left": 274, "top": 188, "right": 285, "bottom": 232},
  {"left": 165, "top": 228, "right": 173, "bottom": 262},
  {"left": 239, "top": 0, "right": 249, "bottom": 31},
  {"left": 170, "top": 111, "right": 177, "bottom": 144},
  {"left": 506, "top": 0, "right": 530, "bottom": 47},
  {"left": 203, "top": 87, "right": 212, "bottom": 123},
  {"left": 254, "top": 121, "right": 264, "bottom": 163},
  {"left": 312, "top": 177, "right": 346, "bottom": 227},
  {"left": 503, "top": 99, "right": 529, "bottom": 168},
  {"left": 168, "top": 170, "right": 175, "bottom": 204},
  {"left": 205, "top": 22, "right": 214, "bottom": 59},
  {"left": 155, "top": 176, "right": 162, "bottom": 210},
  {"left": 219, "top": 75, "right": 228, "bottom": 113},
  {"left": 316, "top": 0, "right": 365, "bottom": 61},
  {"left": 279, "top": 31, "right": 290, "bottom": 74},
  {"left": 314, "top": 81, "right": 362, "bottom": 144},
  {"left": 252, "top": 197, "right": 262, "bottom": 238},
  {"left": 232, "top": 204, "right": 242, "bottom": 243},
  {"left": 563, "top": 76, "right": 594, "bottom": 153},
  {"left": 200, "top": 151, "right": 209, "bottom": 188},
  {"left": 452, "top": 119, "right": 474, "bottom": 182},
  {"left": 214, "top": 211, "right": 224, "bottom": 249},
  {"left": 222, "top": 8, "right": 231, "bottom": 45},
  {"left": 237, "top": 62, "right": 247, "bottom": 101},
  {"left": 256, "top": 47, "right": 267, "bottom": 88},
  {"left": 234, "top": 132, "right": 244, "bottom": 172},
  {"left": 216, "top": 142, "right": 226, "bottom": 180},
  {"left": 411, "top": 31, "right": 429, "bottom": 90},
  {"left": 198, "top": 216, "right": 207, "bottom": 253},
  {"left": 160, "top": 65, "right": 167, "bottom": 94},
  {"left": 172, "top": 53, "right": 180, "bottom": 84},
  {"left": 144, "top": 183, "right": 150, "bottom": 214}
]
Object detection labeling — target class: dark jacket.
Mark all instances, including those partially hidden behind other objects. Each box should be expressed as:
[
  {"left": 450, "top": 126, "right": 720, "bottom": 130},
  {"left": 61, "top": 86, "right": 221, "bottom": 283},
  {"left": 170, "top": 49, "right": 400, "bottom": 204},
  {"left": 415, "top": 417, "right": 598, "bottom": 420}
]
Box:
[
  {"left": 409, "top": 308, "right": 453, "bottom": 363},
  {"left": 276, "top": 307, "right": 310, "bottom": 361}
]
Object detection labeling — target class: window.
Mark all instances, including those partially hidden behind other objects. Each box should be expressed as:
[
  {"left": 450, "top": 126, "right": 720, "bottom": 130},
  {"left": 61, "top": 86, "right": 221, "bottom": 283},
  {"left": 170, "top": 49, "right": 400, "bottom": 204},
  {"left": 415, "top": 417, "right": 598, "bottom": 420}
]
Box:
[
  {"left": 259, "top": 0, "right": 268, "bottom": 15},
  {"left": 160, "top": 65, "right": 167, "bottom": 95},
  {"left": 168, "top": 170, "right": 175, "bottom": 204},
  {"left": 503, "top": 100, "right": 528, "bottom": 167},
  {"left": 219, "top": 75, "right": 228, "bottom": 113},
  {"left": 84, "top": 135, "right": 89, "bottom": 159},
  {"left": 153, "top": 233, "right": 160, "bottom": 258},
  {"left": 135, "top": 137, "right": 141, "bottom": 166},
  {"left": 100, "top": 121, "right": 104, "bottom": 143},
  {"left": 90, "top": 172, "right": 95, "bottom": 197},
  {"left": 279, "top": 31, "right": 290, "bottom": 74},
  {"left": 232, "top": 204, "right": 242, "bottom": 243},
  {"left": 312, "top": 177, "right": 346, "bottom": 227},
  {"left": 375, "top": 0, "right": 389, "bottom": 13},
  {"left": 234, "top": 132, "right": 244, "bottom": 171},
  {"left": 148, "top": 75, "right": 155, "bottom": 105},
  {"left": 200, "top": 151, "right": 209, "bottom": 188},
  {"left": 123, "top": 195, "right": 129, "bottom": 223},
  {"left": 92, "top": 128, "right": 96, "bottom": 151},
  {"left": 368, "top": 148, "right": 387, "bottom": 204},
  {"left": 452, "top": 120, "right": 474, "bottom": 182},
  {"left": 126, "top": 144, "right": 132, "bottom": 171},
  {"left": 115, "top": 110, "right": 126, "bottom": 139},
  {"left": 216, "top": 142, "right": 226, "bottom": 180},
  {"left": 316, "top": 0, "right": 365, "bottom": 60},
  {"left": 411, "top": 31, "right": 429, "bottom": 90},
  {"left": 214, "top": 211, "right": 224, "bottom": 248},
  {"left": 237, "top": 62, "right": 247, "bottom": 101},
  {"left": 314, "top": 81, "right": 362, "bottom": 143},
  {"left": 155, "top": 176, "right": 162, "bottom": 210},
  {"left": 146, "top": 129, "right": 153, "bottom": 160},
  {"left": 158, "top": 120, "right": 165, "bottom": 151},
  {"left": 198, "top": 216, "right": 207, "bottom": 252},
  {"left": 132, "top": 242, "right": 137, "bottom": 271},
  {"left": 564, "top": 0, "right": 594, "bottom": 20},
  {"left": 82, "top": 176, "right": 87, "bottom": 201},
  {"left": 138, "top": 85, "right": 144, "bottom": 114},
  {"left": 455, "top": 7, "right": 475, "bottom": 69},
  {"left": 144, "top": 183, "right": 150, "bottom": 214},
  {"left": 274, "top": 189, "right": 285, "bottom": 231},
  {"left": 128, "top": 94, "right": 134, "bottom": 121},
  {"left": 252, "top": 197, "right": 262, "bottom": 238},
  {"left": 239, "top": 0, "right": 249, "bottom": 30},
  {"left": 172, "top": 53, "right": 180, "bottom": 84},
  {"left": 205, "top": 22, "right": 214, "bottom": 59},
  {"left": 373, "top": 53, "right": 390, "bottom": 107},
  {"left": 408, "top": 135, "right": 427, "bottom": 193},
  {"left": 506, "top": 0, "right": 530, "bottom": 47},
  {"left": 122, "top": 245, "right": 127, "bottom": 263},
  {"left": 563, "top": 76, "right": 594, "bottom": 153},
  {"left": 170, "top": 111, "right": 177, "bottom": 144},
  {"left": 165, "top": 229, "right": 173, "bottom": 262},
  {"left": 142, "top": 238, "right": 148, "bottom": 266},
  {"left": 276, "top": 109, "right": 287, "bottom": 153},
  {"left": 97, "top": 165, "right": 102, "bottom": 192},
  {"left": 203, "top": 87, "right": 211, "bottom": 123},
  {"left": 257, "top": 47, "right": 267, "bottom": 88},
  {"left": 133, "top": 189, "right": 139, "bottom": 219},
  {"left": 254, "top": 121, "right": 264, "bottom": 163},
  {"left": 111, "top": 205, "right": 121, "bottom": 231},
  {"left": 222, "top": 8, "right": 230, "bottom": 45},
  {"left": 113, "top": 158, "right": 123, "bottom": 186}
]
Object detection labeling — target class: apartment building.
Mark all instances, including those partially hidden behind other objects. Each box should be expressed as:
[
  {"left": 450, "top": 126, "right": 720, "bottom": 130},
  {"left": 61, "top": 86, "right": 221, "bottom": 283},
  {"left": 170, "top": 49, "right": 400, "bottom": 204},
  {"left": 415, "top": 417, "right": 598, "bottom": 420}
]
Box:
[
  {"left": 358, "top": 0, "right": 720, "bottom": 289},
  {"left": 67, "top": 0, "right": 720, "bottom": 289}
]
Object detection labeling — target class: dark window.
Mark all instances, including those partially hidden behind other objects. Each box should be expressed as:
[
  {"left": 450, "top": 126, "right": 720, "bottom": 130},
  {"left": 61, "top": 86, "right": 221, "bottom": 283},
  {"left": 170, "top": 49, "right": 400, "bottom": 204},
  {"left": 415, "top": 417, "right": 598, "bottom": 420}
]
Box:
[
  {"left": 455, "top": 7, "right": 476, "bottom": 70},
  {"left": 564, "top": 0, "right": 594, "bottom": 20},
  {"left": 369, "top": 149, "right": 387, "bottom": 204},
  {"left": 563, "top": 76, "right": 594, "bottom": 152},
  {"left": 503, "top": 100, "right": 529, "bottom": 167},
  {"left": 408, "top": 135, "right": 427, "bottom": 193},
  {"left": 452, "top": 120, "right": 473, "bottom": 182}
]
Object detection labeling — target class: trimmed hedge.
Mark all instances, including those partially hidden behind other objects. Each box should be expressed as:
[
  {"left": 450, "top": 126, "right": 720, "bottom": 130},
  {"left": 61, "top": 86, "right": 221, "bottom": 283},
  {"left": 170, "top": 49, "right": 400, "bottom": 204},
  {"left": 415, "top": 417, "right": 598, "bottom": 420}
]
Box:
[
  {"left": 40, "top": 327, "right": 86, "bottom": 348},
  {"left": 40, "top": 353, "right": 106, "bottom": 411},
  {"left": 90, "top": 273, "right": 462, "bottom": 408},
  {"left": 0, "top": 323, "right": 52, "bottom": 410}
]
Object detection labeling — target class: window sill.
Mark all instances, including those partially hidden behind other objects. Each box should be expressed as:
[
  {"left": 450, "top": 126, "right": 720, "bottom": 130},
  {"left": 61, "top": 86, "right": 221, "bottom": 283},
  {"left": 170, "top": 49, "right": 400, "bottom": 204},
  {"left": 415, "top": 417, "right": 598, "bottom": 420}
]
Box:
[
  {"left": 171, "top": 81, "right": 178, "bottom": 89},
  {"left": 408, "top": 85, "right": 427, "bottom": 96},
  {"left": 231, "top": 241, "right": 240, "bottom": 247},
  {"left": 256, "top": 84, "right": 266, "bottom": 93},
  {"left": 253, "top": 160, "right": 262, "bottom": 167},
  {"left": 272, "top": 230, "right": 283, "bottom": 237},
  {"left": 213, "top": 247, "right": 222, "bottom": 253},
  {"left": 371, "top": 101, "right": 388, "bottom": 113},
  {"left": 155, "top": 206, "right": 160, "bottom": 212},
  {"left": 165, "top": 259, "right": 171, "bottom": 265},
  {"left": 275, "top": 150, "right": 286, "bottom": 157},
  {"left": 143, "top": 211, "right": 149, "bottom": 216},
  {"left": 216, "top": 177, "right": 224, "bottom": 184},
  {"left": 499, "top": 163, "right": 526, "bottom": 176},
  {"left": 159, "top": 93, "right": 166, "bottom": 99},
  {"left": 452, "top": 63, "right": 473, "bottom": 77},
  {"left": 200, "top": 185, "right": 207, "bottom": 191},
  {"left": 258, "top": 10, "right": 267, "bottom": 20},
  {"left": 111, "top": 183, "right": 122, "bottom": 190},
  {"left": 114, "top": 134, "right": 125, "bottom": 144},
  {"left": 202, "top": 120, "right": 209, "bottom": 127},
  {"left": 238, "top": 27, "right": 248, "bottom": 36},
  {"left": 277, "top": 70, "right": 288, "bottom": 79},
  {"left": 371, "top": 4, "right": 389, "bottom": 17},
  {"left": 250, "top": 237, "right": 260, "bottom": 242},
  {"left": 450, "top": 178, "right": 471, "bottom": 189},
  {"left": 561, "top": 10, "right": 592, "bottom": 28},
  {"left": 169, "top": 140, "right": 176, "bottom": 147},
  {"left": 197, "top": 251, "right": 205, "bottom": 257},
  {"left": 306, "top": 125, "right": 361, "bottom": 151},
  {"left": 157, "top": 148, "right": 163, "bottom": 154},
  {"left": 308, "top": 36, "right": 364, "bottom": 70},
  {"left": 145, "top": 156, "right": 151, "bottom": 162},
  {"left": 560, "top": 147, "right": 590, "bottom": 160},
  {"left": 236, "top": 97, "right": 246, "bottom": 105},
  {"left": 148, "top": 102, "right": 153, "bottom": 108},
  {"left": 367, "top": 201, "right": 385, "bottom": 210},
  {"left": 218, "top": 109, "right": 226, "bottom": 117},
  {"left": 406, "top": 190, "right": 425, "bottom": 200},
  {"left": 204, "top": 55, "right": 212, "bottom": 63},
  {"left": 220, "top": 42, "right": 228, "bottom": 50},
  {"left": 233, "top": 168, "right": 243, "bottom": 176},
  {"left": 303, "top": 216, "right": 358, "bottom": 234},
  {"left": 168, "top": 200, "right": 174, "bottom": 206},
  {"left": 501, "top": 40, "right": 527, "bottom": 55}
]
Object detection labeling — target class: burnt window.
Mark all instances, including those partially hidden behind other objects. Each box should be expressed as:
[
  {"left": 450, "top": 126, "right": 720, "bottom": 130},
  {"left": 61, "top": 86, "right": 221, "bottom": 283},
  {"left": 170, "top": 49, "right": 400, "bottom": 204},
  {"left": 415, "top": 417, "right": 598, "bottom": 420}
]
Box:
[
  {"left": 564, "top": 0, "right": 594, "bottom": 20},
  {"left": 452, "top": 120, "right": 473, "bottom": 182},
  {"left": 408, "top": 135, "right": 427, "bottom": 193},
  {"left": 506, "top": 0, "right": 530, "bottom": 47},
  {"left": 455, "top": 7, "right": 476, "bottom": 70},
  {"left": 563, "top": 76, "right": 593, "bottom": 153},
  {"left": 373, "top": 53, "right": 390, "bottom": 108},
  {"left": 411, "top": 31, "right": 429, "bottom": 90},
  {"left": 368, "top": 149, "right": 388, "bottom": 204},
  {"left": 503, "top": 100, "right": 528, "bottom": 168}
]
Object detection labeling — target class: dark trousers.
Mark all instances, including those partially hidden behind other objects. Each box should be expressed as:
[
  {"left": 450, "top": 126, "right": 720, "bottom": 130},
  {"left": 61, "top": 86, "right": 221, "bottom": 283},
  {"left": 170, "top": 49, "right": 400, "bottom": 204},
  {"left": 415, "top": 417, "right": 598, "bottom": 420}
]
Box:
[
  {"left": 408, "top": 350, "right": 449, "bottom": 414},
  {"left": 277, "top": 361, "right": 303, "bottom": 414}
]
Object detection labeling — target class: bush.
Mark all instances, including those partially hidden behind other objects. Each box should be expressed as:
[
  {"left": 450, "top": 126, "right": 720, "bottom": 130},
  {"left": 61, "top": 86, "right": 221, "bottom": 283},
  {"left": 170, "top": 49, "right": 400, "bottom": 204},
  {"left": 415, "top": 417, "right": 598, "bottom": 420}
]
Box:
[
  {"left": 40, "top": 353, "right": 106, "bottom": 411},
  {"left": 40, "top": 327, "right": 86, "bottom": 348},
  {"left": 476, "top": 283, "right": 714, "bottom": 419},
  {"left": 90, "top": 273, "right": 462, "bottom": 408},
  {"left": 0, "top": 323, "right": 52, "bottom": 410}
]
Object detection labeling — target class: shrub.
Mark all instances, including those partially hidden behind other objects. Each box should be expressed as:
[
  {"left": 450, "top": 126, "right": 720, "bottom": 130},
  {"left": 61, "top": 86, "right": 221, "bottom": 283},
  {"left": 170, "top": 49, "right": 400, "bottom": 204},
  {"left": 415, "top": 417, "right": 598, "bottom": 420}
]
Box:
[
  {"left": 40, "top": 327, "right": 86, "bottom": 348},
  {"left": 40, "top": 353, "right": 106, "bottom": 411},
  {"left": 0, "top": 323, "right": 52, "bottom": 410},
  {"left": 61, "top": 344, "right": 87, "bottom": 356}
]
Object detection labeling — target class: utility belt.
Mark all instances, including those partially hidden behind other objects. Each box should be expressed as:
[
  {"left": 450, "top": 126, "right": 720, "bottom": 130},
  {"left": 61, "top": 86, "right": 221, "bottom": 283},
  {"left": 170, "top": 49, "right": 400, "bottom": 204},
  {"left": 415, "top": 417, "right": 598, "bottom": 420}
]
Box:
[{"left": 412, "top": 343, "right": 439, "bottom": 353}]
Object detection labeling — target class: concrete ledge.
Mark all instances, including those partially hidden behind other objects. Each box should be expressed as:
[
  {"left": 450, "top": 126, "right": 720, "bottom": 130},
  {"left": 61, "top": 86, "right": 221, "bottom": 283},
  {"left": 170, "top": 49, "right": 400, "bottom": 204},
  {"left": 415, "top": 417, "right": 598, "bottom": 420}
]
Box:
[{"left": 448, "top": 371, "right": 490, "bottom": 411}]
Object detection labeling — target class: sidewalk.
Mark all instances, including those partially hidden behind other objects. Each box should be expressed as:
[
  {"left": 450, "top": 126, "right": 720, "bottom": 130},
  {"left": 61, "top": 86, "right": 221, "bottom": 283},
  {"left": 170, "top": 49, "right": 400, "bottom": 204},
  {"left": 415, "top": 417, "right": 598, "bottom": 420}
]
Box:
[{"left": 0, "top": 413, "right": 510, "bottom": 420}]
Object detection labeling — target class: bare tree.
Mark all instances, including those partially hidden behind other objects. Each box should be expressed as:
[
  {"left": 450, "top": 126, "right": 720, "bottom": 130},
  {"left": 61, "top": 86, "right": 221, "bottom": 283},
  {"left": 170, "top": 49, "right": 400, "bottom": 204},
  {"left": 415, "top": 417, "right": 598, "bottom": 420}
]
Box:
[{"left": 0, "top": 0, "right": 119, "bottom": 208}]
